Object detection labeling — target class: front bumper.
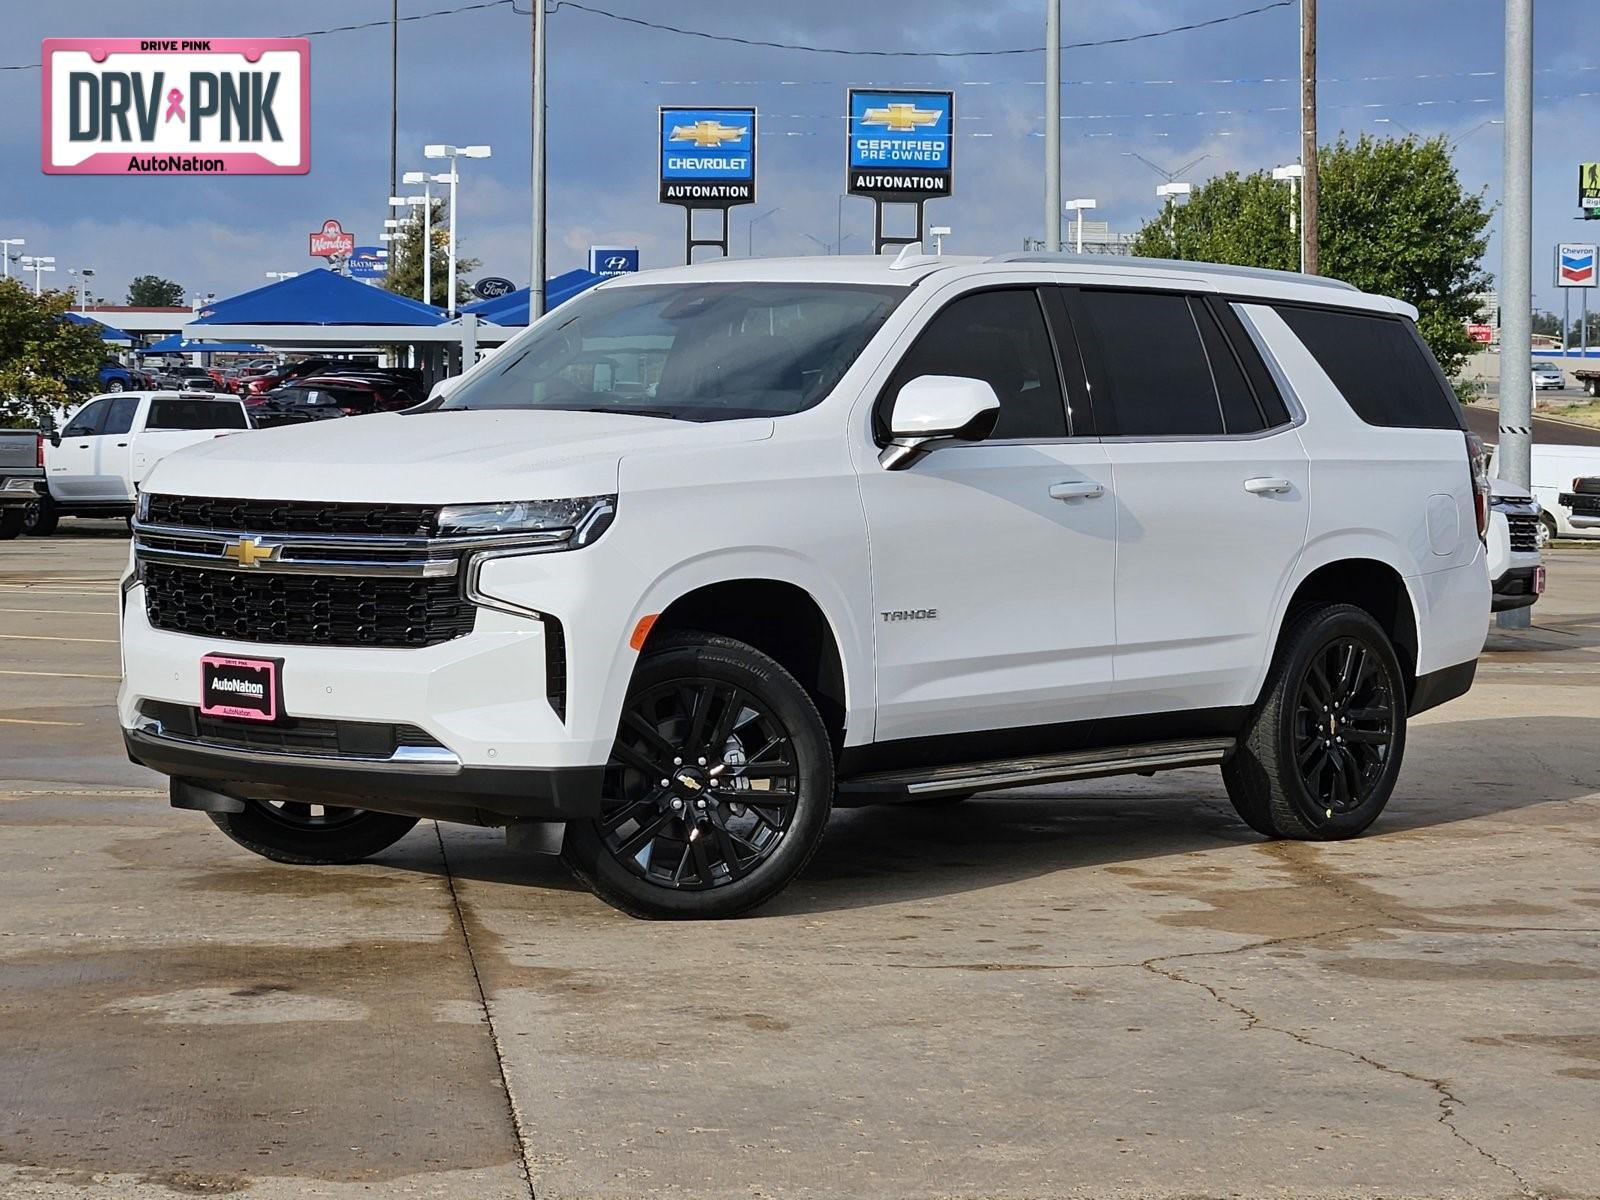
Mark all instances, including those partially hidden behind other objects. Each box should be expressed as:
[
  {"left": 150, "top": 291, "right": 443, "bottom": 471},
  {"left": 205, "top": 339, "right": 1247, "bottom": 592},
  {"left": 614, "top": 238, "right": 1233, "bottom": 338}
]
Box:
[
  {"left": 124, "top": 719, "right": 601, "bottom": 823},
  {"left": 1490, "top": 564, "right": 1545, "bottom": 612}
]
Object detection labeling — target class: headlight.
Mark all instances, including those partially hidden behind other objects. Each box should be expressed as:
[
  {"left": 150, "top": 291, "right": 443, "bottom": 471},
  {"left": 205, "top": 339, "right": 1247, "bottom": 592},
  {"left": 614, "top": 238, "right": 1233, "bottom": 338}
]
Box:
[
  {"left": 437, "top": 495, "right": 616, "bottom": 549},
  {"left": 134, "top": 491, "right": 151, "bottom": 523}
]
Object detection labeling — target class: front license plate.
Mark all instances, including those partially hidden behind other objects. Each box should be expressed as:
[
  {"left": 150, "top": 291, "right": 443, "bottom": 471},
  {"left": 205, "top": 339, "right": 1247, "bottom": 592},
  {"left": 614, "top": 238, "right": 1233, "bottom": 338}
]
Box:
[{"left": 200, "top": 653, "right": 283, "bottom": 723}]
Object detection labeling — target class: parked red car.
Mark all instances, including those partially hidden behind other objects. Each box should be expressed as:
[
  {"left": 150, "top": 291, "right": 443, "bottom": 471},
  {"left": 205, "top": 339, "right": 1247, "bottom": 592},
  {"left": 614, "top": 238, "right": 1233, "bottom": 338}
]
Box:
[{"left": 250, "top": 375, "right": 419, "bottom": 426}]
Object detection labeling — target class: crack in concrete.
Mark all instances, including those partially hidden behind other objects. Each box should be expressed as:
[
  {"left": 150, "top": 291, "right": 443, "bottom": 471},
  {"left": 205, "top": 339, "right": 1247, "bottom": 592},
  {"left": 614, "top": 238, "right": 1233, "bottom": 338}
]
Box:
[
  {"left": 1141, "top": 952, "right": 1545, "bottom": 1199},
  {"left": 434, "top": 823, "right": 540, "bottom": 1200}
]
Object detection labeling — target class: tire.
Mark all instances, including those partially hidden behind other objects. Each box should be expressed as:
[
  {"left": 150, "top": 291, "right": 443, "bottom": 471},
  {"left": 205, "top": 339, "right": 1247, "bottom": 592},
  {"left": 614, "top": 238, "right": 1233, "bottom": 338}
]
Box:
[
  {"left": 106, "top": 380, "right": 125, "bottom": 392},
  {"left": 1223, "top": 604, "right": 1406, "bottom": 841},
  {"left": 207, "top": 799, "right": 418, "bottom": 865},
  {"left": 0, "top": 508, "right": 23, "bottom": 540},
  {"left": 1538, "top": 513, "right": 1557, "bottom": 550},
  {"left": 23, "top": 495, "right": 58, "bottom": 537},
  {"left": 562, "top": 632, "right": 834, "bottom": 919}
]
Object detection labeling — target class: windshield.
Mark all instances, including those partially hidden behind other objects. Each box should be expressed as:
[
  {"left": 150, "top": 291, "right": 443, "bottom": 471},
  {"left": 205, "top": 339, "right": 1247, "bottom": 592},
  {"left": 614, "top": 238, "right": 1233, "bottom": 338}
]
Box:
[{"left": 440, "top": 281, "right": 906, "bottom": 422}]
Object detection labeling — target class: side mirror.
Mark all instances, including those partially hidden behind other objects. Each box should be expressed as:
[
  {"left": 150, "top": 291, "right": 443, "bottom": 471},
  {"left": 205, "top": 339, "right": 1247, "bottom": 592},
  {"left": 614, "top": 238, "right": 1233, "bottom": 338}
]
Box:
[
  {"left": 426, "top": 375, "right": 460, "bottom": 404},
  {"left": 880, "top": 374, "right": 1001, "bottom": 470},
  {"left": 48, "top": 429, "right": 61, "bottom": 448}
]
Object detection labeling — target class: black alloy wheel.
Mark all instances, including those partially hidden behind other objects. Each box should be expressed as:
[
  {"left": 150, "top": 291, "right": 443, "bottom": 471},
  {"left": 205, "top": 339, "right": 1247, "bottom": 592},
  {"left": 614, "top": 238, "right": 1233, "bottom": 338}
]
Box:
[
  {"left": 1291, "top": 637, "right": 1398, "bottom": 819},
  {"left": 563, "top": 633, "right": 833, "bottom": 919},
  {"left": 1223, "top": 604, "right": 1407, "bottom": 840}
]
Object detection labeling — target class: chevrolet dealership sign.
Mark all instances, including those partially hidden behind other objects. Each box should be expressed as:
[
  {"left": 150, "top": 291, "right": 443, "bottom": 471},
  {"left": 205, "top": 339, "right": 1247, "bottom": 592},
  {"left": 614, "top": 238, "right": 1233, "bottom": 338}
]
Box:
[{"left": 43, "top": 38, "right": 310, "bottom": 175}]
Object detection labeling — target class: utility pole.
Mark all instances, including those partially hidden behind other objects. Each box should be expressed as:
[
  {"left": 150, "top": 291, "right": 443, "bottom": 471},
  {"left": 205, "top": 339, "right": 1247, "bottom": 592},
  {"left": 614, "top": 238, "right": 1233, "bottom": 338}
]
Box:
[
  {"left": 1300, "top": 0, "right": 1319, "bottom": 275},
  {"left": 1499, "top": 0, "right": 1535, "bottom": 629},
  {"left": 529, "top": 0, "right": 548, "bottom": 322},
  {"left": 1044, "top": 0, "right": 1062, "bottom": 252},
  {"left": 388, "top": 0, "right": 398, "bottom": 205}
]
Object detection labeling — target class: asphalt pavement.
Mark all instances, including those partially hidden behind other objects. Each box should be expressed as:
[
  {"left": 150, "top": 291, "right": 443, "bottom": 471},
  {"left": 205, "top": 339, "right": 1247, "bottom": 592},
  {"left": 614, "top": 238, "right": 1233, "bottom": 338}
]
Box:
[{"left": 2, "top": 522, "right": 1599, "bottom": 1199}]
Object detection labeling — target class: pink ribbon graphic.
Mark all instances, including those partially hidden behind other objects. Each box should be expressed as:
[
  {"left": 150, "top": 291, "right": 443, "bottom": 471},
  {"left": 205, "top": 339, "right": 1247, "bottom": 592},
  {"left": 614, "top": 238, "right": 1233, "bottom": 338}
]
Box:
[{"left": 164, "top": 88, "right": 185, "bottom": 123}]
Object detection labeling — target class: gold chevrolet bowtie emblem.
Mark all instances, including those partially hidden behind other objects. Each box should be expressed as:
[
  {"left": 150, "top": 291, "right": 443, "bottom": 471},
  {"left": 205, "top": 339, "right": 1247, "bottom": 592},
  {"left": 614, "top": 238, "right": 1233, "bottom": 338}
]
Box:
[
  {"left": 221, "top": 537, "right": 276, "bottom": 568},
  {"left": 676, "top": 773, "right": 704, "bottom": 792},
  {"left": 861, "top": 103, "right": 942, "bottom": 133},
  {"left": 669, "top": 120, "right": 747, "bottom": 148}
]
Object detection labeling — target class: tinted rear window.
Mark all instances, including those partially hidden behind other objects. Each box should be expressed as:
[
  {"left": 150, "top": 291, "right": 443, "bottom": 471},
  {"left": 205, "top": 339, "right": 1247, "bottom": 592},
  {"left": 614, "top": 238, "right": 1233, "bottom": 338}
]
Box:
[
  {"left": 147, "top": 398, "right": 248, "bottom": 430},
  {"left": 1274, "top": 306, "right": 1463, "bottom": 430}
]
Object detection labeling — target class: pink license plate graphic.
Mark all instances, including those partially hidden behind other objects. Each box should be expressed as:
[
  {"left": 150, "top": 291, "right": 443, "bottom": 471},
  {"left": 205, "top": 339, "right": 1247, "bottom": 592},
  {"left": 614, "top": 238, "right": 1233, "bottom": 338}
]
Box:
[
  {"left": 42, "top": 38, "right": 310, "bottom": 176},
  {"left": 200, "top": 654, "right": 279, "bottom": 722}
]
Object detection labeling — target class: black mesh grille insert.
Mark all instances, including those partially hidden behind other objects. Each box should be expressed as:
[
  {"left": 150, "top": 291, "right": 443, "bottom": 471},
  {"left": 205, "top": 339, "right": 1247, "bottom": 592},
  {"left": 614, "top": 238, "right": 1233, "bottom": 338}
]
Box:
[
  {"left": 544, "top": 615, "right": 567, "bottom": 721},
  {"left": 144, "top": 493, "right": 440, "bottom": 538},
  {"left": 143, "top": 562, "right": 475, "bottom": 648},
  {"left": 1506, "top": 513, "right": 1538, "bottom": 553}
]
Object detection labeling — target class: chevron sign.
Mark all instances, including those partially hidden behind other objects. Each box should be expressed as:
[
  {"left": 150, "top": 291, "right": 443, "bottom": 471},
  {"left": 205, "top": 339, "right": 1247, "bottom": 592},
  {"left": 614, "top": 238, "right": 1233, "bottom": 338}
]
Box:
[{"left": 1558, "top": 243, "right": 1597, "bottom": 287}]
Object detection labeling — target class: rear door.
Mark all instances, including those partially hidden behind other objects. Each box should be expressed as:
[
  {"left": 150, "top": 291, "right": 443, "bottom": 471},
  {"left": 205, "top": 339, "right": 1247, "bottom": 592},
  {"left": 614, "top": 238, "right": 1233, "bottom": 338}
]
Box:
[
  {"left": 1063, "top": 286, "right": 1310, "bottom": 717},
  {"left": 47, "top": 398, "right": 112, "bottom": 500},
  {"left": 84, "top": 395, "right": 143, "bottom": 500},
  {"left": 132, "top": 397, "right": 251, "bottom": 488}
]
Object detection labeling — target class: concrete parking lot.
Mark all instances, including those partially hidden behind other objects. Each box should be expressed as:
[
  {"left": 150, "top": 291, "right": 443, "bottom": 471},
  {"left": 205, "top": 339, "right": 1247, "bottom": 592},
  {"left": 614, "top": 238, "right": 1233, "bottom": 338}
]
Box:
[{"left": 3, "top": 526, "right": 1598, "bottom": 1200}]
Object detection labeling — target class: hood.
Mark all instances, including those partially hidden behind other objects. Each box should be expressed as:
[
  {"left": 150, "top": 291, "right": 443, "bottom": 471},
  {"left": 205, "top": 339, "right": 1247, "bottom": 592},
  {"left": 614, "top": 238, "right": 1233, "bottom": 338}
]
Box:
[
  {"left": 1489, "top": 476, "right": 1534, "bottom": 503},
  {"left": 142, "top": 409, "right": 774, "bottom": 504}
]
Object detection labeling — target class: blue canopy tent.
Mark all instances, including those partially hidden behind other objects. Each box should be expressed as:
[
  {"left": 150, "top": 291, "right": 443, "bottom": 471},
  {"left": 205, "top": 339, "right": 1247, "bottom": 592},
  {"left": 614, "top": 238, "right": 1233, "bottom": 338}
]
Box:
[
  {"left": 191, "top": 267, "right": 448, "bottom": 327},
  {"left": 144, "top": 334, "right": 266, "bottom": 354},
  {"left": 63, "top": 311, "right": 134, "bottom": 344},
  {"left": 462, "top": 269, "right": 606, "bottom": 326}
]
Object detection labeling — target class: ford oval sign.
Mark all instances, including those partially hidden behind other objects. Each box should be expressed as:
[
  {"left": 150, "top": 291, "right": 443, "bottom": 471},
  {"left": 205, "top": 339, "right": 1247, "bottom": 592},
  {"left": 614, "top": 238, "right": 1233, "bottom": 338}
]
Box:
[{"left": 473, "top": 276, "right": 516, "bottom": 300}]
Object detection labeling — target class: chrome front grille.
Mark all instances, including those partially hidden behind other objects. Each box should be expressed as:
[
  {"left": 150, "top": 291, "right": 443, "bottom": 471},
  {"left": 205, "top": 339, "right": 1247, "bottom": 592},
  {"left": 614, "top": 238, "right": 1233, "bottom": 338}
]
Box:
[{"left": 133, "top": 494, "right": 552, "bottom": 649}]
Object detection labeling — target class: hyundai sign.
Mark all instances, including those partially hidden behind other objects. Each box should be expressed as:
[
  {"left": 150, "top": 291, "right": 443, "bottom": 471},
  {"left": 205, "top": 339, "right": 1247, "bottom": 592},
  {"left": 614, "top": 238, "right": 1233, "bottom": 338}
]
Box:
[
  {"left": 589, "top": 247, "right": 640, "bottom": 276},
  {"left": 659, "top": 107, "right": 756, "bottom": 208},
  {"left": 847, "top": 89, "right": 954, "bottom": 199},
  {"left": 43, "top": 38, "right": 310, "bottom": 175},
  {"left": 1558, "top": 243, "right": 1597, "bottom": 288}
]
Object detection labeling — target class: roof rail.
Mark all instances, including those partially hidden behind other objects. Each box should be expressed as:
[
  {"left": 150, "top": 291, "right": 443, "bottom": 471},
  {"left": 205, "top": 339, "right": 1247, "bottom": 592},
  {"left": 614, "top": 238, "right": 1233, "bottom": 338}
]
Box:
[{"left": 985, "top": 252, "right": 1359, "bottom": 292}]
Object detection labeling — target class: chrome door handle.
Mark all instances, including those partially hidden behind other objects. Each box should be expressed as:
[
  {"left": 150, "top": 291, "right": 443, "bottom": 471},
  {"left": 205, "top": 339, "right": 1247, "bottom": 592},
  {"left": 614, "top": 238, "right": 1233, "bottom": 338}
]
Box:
[
  {"left": 1244, "top": 477, "right": 1292, "bottom": 495},
  {"left": 1049, "top": 480, "right": 1105, "bottom": 501}
]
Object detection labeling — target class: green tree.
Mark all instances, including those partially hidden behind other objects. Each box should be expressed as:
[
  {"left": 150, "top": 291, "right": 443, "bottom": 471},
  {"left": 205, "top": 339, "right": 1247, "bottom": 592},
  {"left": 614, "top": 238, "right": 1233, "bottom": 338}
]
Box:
[
  {"left": 0, "top": 279, "right": 107, "bottom": 427},
  {"left": 1531, "top": 310, "right": 1564, "bottom": 338},
  {"left": 383, "top": 198, "right": 480, "bottom": 308},
  {"left": 126, "top": 274, "right": 186, "bottom": 306},
  {"left": 1130, "top": 134, "right": 1492, "bottom": 378}
]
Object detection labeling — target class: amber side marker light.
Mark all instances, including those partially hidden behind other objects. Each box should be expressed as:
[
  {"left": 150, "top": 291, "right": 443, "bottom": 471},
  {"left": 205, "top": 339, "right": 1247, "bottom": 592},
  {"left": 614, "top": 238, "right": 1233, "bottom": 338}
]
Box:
[{"left": 629, "top": 614, "right": 659, "bottom": 651}]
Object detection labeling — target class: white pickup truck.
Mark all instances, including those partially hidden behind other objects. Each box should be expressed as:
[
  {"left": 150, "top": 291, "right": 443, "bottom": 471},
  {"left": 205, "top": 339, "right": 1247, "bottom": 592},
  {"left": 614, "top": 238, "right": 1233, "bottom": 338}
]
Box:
[{"left": 35, "top": 392, "right": 250, "bottom": 534}]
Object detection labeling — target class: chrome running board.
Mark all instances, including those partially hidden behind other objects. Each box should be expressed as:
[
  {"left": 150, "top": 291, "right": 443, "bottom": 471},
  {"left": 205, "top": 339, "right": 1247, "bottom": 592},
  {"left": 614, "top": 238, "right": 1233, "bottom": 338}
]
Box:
[{"left": 837, "top": 737, "right": 1235, "bottom": 801}]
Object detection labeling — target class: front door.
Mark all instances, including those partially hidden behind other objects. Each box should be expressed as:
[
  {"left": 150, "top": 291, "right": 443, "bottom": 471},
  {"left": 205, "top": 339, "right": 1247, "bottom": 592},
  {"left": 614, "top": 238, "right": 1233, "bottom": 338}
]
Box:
[
  {"left": 47, "top": 397, "right": 111, "bottom": 500},
  {"left": 857, "top": 286, "right": 1117, "bottom": 750}
]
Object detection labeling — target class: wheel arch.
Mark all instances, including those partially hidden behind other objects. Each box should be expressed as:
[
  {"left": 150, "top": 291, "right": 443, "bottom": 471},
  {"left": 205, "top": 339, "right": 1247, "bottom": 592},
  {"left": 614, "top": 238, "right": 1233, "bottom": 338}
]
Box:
[
  {"left": 639, "top": 576, "right": 854, "bottom": 754},
  {"left": 1275, "top": 556, "right": 1421, "bottom": 702}
]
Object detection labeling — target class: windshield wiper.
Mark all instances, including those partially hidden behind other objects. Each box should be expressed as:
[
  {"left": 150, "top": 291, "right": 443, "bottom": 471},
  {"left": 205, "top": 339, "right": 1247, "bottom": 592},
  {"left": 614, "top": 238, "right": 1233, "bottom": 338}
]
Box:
[{"left": 577, "top": 407, "right": 679, "bottom": 420}]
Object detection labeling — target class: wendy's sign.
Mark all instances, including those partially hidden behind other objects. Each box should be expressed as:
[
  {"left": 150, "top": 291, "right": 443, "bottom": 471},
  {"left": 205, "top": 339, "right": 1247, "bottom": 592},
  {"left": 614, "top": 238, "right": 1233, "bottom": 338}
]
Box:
[
  {"left": 43, "top": 38, "right": 310, "bottom": 175},
  {"left": 309, "top": 220, "right": 355, "bottom": 260}
]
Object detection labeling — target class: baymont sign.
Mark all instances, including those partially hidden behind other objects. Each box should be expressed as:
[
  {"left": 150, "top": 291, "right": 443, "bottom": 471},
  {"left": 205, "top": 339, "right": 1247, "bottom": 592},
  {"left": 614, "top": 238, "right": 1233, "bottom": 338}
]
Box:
[{"left": 43, "top": 38, "right": 310, "bottom": 175}]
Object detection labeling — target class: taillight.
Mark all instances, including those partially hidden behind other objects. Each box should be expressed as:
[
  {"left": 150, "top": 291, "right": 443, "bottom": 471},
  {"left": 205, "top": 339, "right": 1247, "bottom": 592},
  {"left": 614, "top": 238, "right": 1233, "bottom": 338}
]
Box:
[
  {"left": 1466, "top": 432, "right": 1489, "bottom": 543},
  {"left": 35, "top": 433, "right": 44, "bottom": 467}
]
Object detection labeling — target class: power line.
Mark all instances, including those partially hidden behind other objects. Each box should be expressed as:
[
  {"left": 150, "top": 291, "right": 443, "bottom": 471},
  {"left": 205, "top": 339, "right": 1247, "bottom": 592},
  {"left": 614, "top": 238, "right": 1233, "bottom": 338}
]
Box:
[
  {"left": 0, "top": 0, "right": 519, "bottom": 71},
  {"left": 540, "top": 0, "right": 1295, "bottom": 57}
]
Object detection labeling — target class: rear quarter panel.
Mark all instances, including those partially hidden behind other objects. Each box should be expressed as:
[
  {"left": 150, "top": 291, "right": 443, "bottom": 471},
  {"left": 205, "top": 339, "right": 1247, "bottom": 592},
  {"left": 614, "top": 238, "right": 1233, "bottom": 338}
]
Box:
[{"left": 1240, "top": 304, "right": 1488, "bottom": 679}]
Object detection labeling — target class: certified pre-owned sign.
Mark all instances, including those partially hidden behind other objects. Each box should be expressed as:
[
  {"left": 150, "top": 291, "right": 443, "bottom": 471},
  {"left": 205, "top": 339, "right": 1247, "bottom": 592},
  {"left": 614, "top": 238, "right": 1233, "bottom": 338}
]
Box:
[{"left": 43, "top": 38, "right": 310, "bottom": 175}]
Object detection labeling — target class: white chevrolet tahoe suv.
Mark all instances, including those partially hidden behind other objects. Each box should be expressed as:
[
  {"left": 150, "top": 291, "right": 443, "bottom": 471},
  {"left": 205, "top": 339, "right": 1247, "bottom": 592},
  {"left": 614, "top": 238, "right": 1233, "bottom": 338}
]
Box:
[{"left": 119, "top": 253, "right": 1491, "bottom": 918}]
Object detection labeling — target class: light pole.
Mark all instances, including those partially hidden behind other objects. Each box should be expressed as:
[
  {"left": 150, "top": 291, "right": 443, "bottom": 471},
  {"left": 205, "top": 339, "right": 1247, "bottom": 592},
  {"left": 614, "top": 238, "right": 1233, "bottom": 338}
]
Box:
[
  {"left": 1271, "top": 164, "right": 1304, "bottom": 270},
  {"left": 1044, "top": 0, "right": 1062, "bottom": 252},
  {"left": 928, "top": 226, "right": 952, "bottom": 256},
  {"left": 423, "top": 144, "right": 491, "bottom": 316},
  {"left": 1063, "top": 198, "right": 1096, "bottom": 254},
  {"left": 20, "top": 256, "right": 55, "bottom": 295},
  {"left": 68, "top": 267, "right": 95, "bottom": 309},
  {"left": 1373, "top": 116, "right": 1420, "bottom": 140},
  {"left": 388, "top": 193, "right": 427, "bottom": 284},
  {"left": 747, "top": 206, "right": 781, "bottom": 257},
  {"left": 1155, "top": 183, "right": 1191, "bottom": 249},
  {"left": 404, "top": 171, "right": 451, "bottom": 306},
  {"left": 1498, "top": 0, "right": 1534, "bottom": 629},
  {"left": 0, "top": 238, "right": 23, "bottom": 279}
]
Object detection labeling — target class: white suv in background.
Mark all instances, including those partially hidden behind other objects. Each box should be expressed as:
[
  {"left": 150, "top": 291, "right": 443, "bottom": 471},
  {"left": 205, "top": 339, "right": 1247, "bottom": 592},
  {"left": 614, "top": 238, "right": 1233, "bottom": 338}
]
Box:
[{"left": 119, "top": 253, "right": 1490, "bottom": 918}]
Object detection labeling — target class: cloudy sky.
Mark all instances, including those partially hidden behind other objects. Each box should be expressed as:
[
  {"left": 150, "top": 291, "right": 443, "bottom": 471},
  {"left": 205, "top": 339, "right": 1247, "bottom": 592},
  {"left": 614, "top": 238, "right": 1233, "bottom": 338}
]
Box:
[{"left": 3, "top": 0, "right": 1595, "bottom": 310}]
